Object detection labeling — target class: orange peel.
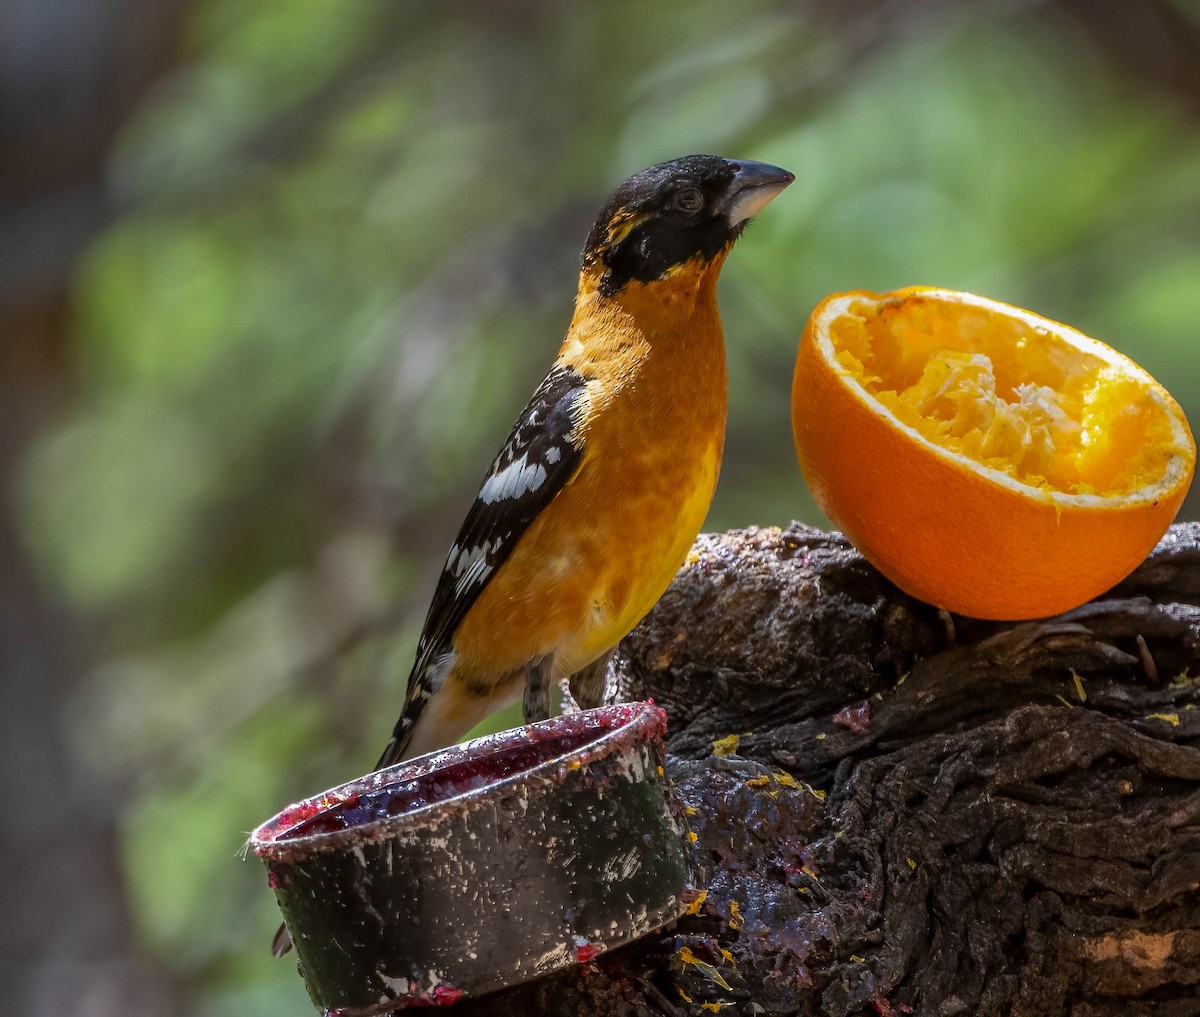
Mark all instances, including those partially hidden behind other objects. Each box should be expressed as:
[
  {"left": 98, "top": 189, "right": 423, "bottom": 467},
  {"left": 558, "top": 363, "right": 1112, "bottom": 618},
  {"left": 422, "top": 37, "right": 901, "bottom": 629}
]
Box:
[{"left": 791, "top": 287, "right": 1195, "bottom": 620}]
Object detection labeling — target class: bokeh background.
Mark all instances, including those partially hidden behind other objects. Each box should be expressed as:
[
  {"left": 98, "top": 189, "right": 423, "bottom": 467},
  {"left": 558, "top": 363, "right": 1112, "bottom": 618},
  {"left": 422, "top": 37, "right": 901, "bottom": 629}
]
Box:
[{"left": 3, "top": 1, "right": 1199, "bottom": 1014}]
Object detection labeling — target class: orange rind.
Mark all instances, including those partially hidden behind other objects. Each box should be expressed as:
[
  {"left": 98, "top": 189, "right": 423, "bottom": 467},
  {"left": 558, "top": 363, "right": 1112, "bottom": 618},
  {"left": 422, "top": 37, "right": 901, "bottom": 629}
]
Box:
[{"left": 791, "top": 287, "right": 1195, "bottom": 620}]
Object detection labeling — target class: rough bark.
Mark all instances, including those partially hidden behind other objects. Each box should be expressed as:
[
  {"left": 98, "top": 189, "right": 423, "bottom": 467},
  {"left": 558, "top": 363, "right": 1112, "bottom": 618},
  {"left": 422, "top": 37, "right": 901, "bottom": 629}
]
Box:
[{"left": 455, "top": 521, "right": 1200, "bottom": 1017}]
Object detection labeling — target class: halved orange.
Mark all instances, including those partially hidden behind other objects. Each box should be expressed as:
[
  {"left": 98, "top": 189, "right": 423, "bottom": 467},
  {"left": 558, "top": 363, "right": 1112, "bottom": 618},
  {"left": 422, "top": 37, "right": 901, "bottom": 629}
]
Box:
[{"left": 791, "top": 287, "right": 1195, "bottom": 620}]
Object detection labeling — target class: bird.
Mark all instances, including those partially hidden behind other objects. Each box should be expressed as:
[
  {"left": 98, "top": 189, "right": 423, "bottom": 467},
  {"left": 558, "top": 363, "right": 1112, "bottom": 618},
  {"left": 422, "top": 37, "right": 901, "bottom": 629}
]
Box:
[
  {"left": 271, "top": 154, "right": 792, "bottom": 958},
  {"left": 377, "top": 154, "right": 794, "bottom": 767}
]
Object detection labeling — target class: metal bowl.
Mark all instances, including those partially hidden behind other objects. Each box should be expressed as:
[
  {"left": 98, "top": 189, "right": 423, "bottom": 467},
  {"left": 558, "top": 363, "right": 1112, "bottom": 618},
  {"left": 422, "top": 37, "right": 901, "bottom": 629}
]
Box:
[{"left": 251, "top": 702, "right": 694, "bottom": 1014}]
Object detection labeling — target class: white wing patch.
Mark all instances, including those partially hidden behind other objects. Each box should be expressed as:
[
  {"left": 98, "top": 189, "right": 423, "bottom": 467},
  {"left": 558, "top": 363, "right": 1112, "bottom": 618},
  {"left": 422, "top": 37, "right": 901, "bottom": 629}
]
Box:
[
  {"left": 479, "top": 454, "right": 548, "bottom": 504},
  {"left": 448, "top": 538, "right": 497, "bottom": 578},
  {"left": 447, "top": 538, "right": 505, "bottom": 596},
  {"left": 455, "top": 556, "right": 493, "bottom": 596}
]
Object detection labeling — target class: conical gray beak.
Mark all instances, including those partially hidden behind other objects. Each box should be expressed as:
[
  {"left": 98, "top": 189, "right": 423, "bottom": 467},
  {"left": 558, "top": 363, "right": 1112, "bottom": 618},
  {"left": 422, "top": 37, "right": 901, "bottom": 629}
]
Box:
[{"left": 722, "top": 160, "right": 795, "bottom": 225}]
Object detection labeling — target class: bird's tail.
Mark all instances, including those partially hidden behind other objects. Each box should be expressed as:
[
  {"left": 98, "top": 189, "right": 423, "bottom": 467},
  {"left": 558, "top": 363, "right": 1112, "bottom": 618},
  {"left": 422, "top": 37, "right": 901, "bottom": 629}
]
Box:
[
  {"left": 271, "top": 924, "right": 294, "bottom": 959},
  {"left": 374, "top": 690, "right": 427, "bottom": 770},
  {"left": 375, "top": 650, "right": 460, "bottom": 770}
]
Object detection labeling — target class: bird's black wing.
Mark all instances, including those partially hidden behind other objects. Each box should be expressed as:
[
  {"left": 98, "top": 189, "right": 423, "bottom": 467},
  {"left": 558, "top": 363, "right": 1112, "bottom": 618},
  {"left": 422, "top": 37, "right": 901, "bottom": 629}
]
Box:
[{"left": 408, "top": 363, "right": 589, "bottom": 689}]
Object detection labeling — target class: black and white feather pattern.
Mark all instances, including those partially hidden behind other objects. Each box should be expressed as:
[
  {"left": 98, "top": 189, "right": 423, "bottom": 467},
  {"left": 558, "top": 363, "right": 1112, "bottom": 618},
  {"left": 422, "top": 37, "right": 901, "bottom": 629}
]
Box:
[{"left": 376, "top": 365, "right": 589, "bottom": 767}]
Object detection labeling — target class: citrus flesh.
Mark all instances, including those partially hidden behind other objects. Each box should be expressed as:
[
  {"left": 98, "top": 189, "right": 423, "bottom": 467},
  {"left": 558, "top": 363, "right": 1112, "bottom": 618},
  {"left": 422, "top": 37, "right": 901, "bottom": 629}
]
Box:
[{"left": 791, "top": 288, "right": 1195, "bottom": 620}]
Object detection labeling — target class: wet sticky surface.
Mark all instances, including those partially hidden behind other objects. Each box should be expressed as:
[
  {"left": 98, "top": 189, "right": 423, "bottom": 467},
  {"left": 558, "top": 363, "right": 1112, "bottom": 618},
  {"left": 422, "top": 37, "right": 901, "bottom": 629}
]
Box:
[
  {"left": 267, "top": 701, "right": 668, "bottom": 844},
  {"left": 278, "top": 730, "right": 596, "bottom": 840}
]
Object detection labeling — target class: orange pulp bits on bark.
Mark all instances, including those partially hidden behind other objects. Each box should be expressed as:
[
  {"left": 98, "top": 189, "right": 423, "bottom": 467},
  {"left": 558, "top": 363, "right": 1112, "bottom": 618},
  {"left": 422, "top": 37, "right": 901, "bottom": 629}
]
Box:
[{"left": 791, "top": 288, "right": 1195, "bottom": 620}]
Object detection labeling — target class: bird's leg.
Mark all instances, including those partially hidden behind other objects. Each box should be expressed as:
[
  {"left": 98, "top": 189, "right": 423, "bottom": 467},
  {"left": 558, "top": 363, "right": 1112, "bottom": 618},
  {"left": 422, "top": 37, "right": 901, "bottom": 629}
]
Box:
[
  {"left": 567, "top": 649, "right": 615, "bottom": 711},
  {"left": 523, "top": 655, "right": 554, "bottom": 724}
]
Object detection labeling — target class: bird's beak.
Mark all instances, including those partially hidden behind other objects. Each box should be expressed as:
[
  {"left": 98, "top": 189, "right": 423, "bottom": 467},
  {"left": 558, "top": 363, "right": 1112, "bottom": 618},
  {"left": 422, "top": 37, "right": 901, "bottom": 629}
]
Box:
[{"left": 722, "top": 160, "right": 795, "bottom": 225}]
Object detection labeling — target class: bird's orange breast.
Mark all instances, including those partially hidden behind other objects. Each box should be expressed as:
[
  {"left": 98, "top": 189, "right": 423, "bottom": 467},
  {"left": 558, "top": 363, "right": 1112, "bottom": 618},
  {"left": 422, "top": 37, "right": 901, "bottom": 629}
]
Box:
[{"left": 451, "top": 258, "right": 729, "bottom": 687}]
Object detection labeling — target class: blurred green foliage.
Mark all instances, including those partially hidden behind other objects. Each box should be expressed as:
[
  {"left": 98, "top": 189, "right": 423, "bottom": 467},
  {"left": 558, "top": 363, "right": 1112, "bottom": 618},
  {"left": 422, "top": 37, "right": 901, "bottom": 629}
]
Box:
[{"left": 13, "top": 1, "right": 1200, "bottom": 1013}]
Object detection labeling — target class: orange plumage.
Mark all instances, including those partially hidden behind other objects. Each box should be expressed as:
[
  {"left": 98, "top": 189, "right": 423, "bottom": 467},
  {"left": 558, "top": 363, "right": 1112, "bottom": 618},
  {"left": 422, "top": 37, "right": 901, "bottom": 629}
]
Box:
[
  {"left": 379, "top": 155, "right": 793, "bottom": 764},
  {"left": 451, "top": 265, "right": 727, "bottom": 684}
]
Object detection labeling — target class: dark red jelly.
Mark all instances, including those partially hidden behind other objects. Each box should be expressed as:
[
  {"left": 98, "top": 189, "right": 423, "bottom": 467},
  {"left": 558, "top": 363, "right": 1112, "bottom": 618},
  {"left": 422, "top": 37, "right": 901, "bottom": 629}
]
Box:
[{"left": 280, "top": 726, "right": 598, "bottom": 841}]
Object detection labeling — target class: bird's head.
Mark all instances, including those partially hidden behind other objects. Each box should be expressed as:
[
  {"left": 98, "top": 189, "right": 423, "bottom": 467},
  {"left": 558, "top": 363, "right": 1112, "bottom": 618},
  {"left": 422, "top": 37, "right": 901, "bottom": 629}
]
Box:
[{"left": 581, "top": 155, "right": 794, "bottom": 297}]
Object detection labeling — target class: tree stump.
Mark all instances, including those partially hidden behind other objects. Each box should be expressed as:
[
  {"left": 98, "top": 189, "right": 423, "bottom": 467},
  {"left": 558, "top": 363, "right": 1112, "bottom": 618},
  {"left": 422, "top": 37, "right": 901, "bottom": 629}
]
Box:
[{"left": 452, "top": 522, "right": 1200, "bottom": 1016}]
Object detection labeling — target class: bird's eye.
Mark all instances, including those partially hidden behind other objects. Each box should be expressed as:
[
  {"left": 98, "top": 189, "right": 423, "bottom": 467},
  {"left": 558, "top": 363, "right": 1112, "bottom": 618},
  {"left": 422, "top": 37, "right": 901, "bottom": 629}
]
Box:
[{"left": 672, "top": 187, "right": 704, "bottom": 214}]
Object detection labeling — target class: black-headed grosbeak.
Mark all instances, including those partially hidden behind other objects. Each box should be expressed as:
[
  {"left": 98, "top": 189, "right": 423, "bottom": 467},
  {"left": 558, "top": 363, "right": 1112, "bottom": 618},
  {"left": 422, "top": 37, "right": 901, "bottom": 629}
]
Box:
[
  {"left": 272, "top": 154, "right": 791, "bottom": 957},
  {"left": 377, "top": 154, "right": 793, "bottom": 766}
]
